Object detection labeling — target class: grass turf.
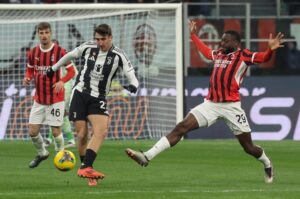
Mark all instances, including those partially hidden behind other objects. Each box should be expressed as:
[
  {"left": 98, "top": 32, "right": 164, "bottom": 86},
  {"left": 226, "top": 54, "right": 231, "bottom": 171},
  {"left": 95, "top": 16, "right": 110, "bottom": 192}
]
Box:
[{"left": 0, "top": 140, "right": 299, "bottom": 199}]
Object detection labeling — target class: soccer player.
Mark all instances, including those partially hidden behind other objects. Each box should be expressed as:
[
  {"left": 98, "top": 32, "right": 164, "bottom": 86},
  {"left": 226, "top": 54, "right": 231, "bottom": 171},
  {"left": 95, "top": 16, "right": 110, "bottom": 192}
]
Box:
[
  {"left": 126, "top": 20, "right": 285, "bottom": 184},
  {"left": 47, "top": 24, "right": 139, "bottom": 186},
  {"left": 23, "top": 22, "right": 76, "bottom": 168},
  {"left": 44, "top": 39, "right": 77, "bottom": 149}
]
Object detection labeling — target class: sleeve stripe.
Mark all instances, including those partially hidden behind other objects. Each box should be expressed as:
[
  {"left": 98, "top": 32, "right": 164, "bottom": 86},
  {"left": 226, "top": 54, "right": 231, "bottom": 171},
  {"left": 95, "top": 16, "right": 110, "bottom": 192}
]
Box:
[
  {"left": 65, "top": 63, "right": 74, "bottom": 68},
  {"left": 27, "top": 64, "right": 34, "bottom": 68},
  {"left": 251, "top": 53, "right": 256, "bottom": 63}
]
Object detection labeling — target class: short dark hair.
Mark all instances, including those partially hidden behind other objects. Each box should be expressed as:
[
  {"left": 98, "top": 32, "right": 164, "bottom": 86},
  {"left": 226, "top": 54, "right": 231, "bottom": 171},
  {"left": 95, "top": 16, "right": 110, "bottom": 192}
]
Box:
[
  {"left": 224, "top": 30, "right": 241, "bottom": 43},
  {"left": 94, "top": 24, "right": 112, "bottom": 36},
  {"left": 37, "top": 22, "right": 52, "bottom": 31}
]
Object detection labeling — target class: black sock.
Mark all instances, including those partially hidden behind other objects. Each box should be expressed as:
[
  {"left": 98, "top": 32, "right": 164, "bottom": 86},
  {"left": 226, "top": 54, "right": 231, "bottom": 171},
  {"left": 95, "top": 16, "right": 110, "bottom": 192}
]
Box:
[
  {"left": 80, "top": 149, "right": 97, "bottom": 169},
  {"left": 80, "top": 155, "right": 85, "bottom": 163}
]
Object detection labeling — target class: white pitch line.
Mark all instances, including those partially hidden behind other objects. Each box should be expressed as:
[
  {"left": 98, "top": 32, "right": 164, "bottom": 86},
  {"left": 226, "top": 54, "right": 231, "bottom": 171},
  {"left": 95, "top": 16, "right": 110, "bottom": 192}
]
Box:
[{"left": 0, "top": 189, "right": 300, "bottom": 196}]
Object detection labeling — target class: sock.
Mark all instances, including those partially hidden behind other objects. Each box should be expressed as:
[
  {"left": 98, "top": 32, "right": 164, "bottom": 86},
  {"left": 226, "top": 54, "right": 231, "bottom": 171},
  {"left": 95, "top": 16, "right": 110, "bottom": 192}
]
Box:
[
  {"left": 258, "top": 150, "right": 271, "bottom": 168},
  {"left": 144, "top": 136, "right": 170, "bottom": 161},
  {"left": 31, "top": 134, "right": 48, "bottom": 156},
  {"left": 81, "top": 149, "right": 97, "bottom": 168},
  {"left": 80, "top": 155, "right": 85, "bottom": 163},
  {"left": 62, "top": 116, "right": 74, "bottom": 141},
  {"left": 54, "top": 133, "right": 64, "bottom": 152}
]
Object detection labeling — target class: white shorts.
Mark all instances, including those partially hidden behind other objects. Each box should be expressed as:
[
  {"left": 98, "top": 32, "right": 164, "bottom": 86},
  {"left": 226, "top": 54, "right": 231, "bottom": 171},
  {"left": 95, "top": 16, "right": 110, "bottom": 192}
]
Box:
[
  {"left": 190, "top": 99, "right": 251, "bottom": 135},
  {"left": 29, "top": 101, "right": 65, "bottom": 127}
]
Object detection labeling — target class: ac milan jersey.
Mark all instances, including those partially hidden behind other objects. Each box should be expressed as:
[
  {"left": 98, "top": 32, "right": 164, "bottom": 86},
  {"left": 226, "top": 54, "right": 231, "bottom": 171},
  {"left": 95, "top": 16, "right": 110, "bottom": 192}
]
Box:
[
  {"left": 27, "top": 43, "right": 67, "bottom": 105},
  {"left": 207, "top": 48, "right": 255, "bottom": 102},
  {"left": 191, "top": 33, "right": 272, "bottom": 102}
]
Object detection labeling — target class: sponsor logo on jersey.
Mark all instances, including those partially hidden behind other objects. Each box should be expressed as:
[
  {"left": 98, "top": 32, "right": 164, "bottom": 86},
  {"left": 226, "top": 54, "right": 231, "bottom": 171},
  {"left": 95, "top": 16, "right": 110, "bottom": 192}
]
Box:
[{"left": 88, "top": 56, "right": 95, "bottom": 61}]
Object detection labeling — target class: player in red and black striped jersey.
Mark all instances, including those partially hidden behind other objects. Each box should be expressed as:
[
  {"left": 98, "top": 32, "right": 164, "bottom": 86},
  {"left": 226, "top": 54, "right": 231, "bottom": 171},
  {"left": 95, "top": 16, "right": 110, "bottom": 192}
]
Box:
[
  {"left": 191, "top": 30, "right": 278, "bottom": 103},
  {"left": 25, "top": 38, "right": 74, "bottom": 105},
  {"left": 126, "top": 21, "right": 285, "bottom": 184},
  {"left": 23, "top": 22, "right": 76, "bottom": 169}
]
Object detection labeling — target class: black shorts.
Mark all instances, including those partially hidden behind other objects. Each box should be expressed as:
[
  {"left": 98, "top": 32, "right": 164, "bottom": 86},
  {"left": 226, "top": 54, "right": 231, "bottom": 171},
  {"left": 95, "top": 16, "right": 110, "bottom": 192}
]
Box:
[{"left": 69, "top": 89, "right": 108, "bottom": 121}]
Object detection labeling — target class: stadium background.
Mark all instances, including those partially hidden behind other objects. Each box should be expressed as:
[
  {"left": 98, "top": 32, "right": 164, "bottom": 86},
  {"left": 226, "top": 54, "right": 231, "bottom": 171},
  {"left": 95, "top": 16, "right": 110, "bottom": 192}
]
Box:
[{"left": 1, "top": 0, "right": 299, "bottom": 141}]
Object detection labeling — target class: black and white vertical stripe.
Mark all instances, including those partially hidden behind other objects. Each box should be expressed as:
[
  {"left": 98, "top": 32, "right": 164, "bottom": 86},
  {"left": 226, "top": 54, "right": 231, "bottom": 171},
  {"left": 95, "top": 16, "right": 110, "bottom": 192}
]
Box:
[{"left": 73, "top": 41, "right": 135, "bottom": 98}]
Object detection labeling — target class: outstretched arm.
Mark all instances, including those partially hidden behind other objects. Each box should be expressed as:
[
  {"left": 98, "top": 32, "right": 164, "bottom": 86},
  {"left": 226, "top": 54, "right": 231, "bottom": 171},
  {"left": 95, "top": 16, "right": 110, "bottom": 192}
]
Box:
[
  {"left": 52, "top": 50, "right": 78, "bottom": 71},
  {"left": 47, "top": 49, "right": 78, "bottom": 78},
  {"left": 189, "top": 20, "right": 213, "bottom": 60},
  {"left": 253, "top": 32, "right": 285, "bottom": 63}
]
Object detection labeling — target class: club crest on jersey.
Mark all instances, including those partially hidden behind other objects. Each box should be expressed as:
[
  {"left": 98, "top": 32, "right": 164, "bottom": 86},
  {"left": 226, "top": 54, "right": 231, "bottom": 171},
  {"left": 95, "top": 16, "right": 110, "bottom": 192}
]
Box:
[{"left": 106, "top": 57, "right": 112, "bottom": 65}]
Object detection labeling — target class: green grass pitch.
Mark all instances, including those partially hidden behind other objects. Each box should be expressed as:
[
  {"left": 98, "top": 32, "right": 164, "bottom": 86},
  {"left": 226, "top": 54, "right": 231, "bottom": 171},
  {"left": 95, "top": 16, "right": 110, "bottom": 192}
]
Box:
[{"left": 0, "top": 140, "right": 299, "bottom": 199}]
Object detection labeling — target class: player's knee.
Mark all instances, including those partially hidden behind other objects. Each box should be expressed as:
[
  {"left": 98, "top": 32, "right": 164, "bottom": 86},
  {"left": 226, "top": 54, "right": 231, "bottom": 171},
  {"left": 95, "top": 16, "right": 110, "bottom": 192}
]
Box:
[
  {"left": 28, "top": 124, "right": 39, "bottom": 137},
  {"left": 77, "top": 132, "right": 87, "bottom": 143},
  {"left": 174, "top": 121, "right": 189, "bottom": 135},
  {"left": 243, "top": 145, "right": 256, "bottom": 155},
  {"left": 92, "top": 129, "right": 108, "bottom": 139}
]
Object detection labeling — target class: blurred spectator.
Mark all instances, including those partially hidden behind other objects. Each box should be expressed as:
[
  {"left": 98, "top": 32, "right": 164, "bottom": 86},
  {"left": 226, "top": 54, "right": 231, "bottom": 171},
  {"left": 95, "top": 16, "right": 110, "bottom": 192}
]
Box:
[
  {"left": 283, "top": 0, "right": 300, "bottom": 15},
  {"left": 275, "top": 36, "right": 300, "bottom": 74},
  {"left": 14, "top": 46, "right": 30, "bottom": 74},
  {"left": 186, "top": 0, "right": 211, "bottom": 16},
  {"left": 2, "top": 0, "right": 36, "bottom": 3}
]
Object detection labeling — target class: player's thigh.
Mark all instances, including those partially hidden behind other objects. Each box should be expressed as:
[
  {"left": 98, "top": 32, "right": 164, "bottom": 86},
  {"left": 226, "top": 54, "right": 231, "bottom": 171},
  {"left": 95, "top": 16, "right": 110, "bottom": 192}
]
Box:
[
  {"left": 222, "top": 102, "right": 251, "bottom": 135},
  {"left": 45, "top": 101, "right": 65, "bottom": 127},
  {"left": 29, "top": 101, "right": 46, "bottom": 125},
  {"left": 69, "top": 90, "right": 88, "bottom": 121},
  {"left": 88, "top": 114, "right": 109, "bottom": 136},
  {"left": 189, "top": 100, "right": 219, "bottom": 128}
]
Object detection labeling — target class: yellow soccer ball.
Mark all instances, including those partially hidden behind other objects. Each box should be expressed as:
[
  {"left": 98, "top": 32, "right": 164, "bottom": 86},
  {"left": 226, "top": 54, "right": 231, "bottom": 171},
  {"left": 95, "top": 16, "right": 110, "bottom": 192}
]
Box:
[{"left": 54, "top": 150, "right": 76, "bottom": 171}]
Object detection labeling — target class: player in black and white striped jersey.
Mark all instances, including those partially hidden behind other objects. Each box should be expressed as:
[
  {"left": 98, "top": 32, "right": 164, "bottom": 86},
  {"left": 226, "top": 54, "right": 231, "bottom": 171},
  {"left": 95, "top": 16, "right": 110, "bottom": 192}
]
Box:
[{"left": 47, "top": 24, "right": 138, "bottom": 186}]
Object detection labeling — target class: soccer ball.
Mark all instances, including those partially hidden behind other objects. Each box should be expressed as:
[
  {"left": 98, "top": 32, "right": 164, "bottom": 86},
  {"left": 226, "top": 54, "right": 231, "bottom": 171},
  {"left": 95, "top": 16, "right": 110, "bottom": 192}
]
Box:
[{"left": 54, "top": 150, "right": 76, "bottom": 171}]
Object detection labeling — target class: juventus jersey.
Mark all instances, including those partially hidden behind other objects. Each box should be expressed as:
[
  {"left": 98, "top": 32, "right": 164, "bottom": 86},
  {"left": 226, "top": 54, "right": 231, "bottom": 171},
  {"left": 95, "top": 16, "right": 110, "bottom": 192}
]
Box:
[{"left": 72, "top": 41, "right": 136, "bottom": 98}]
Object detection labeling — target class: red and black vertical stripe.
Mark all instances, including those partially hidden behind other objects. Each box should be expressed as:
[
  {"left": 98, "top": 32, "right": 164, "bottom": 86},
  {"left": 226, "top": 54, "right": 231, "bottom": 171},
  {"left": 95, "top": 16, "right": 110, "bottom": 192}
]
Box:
[
  {"left": 49, "top": 46, "right": 55, "bottom": 104},
  {"left": 226, "top": 51, "right": 241, "bottom": 101},
  {"left": 219, "top": 55, "right": 232, "bottom": 102},
  {"left": 36, "top": 47, "right": 42, "bottom": 103}
]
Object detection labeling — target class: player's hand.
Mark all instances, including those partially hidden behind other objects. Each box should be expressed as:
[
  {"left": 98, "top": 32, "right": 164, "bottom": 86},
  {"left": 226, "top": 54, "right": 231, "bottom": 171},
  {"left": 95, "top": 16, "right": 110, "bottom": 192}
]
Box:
[
  {"left": 23, "top": 77, "right": 31, "bottom": 86},
  {"left": 124, "top": 84, "right": 137, "bottom": 94},
  {"left": 189, "top": 20, "right": 197, "bottom": 35},
  {"left": 46, "top": 67, "right": 54, "bottom": 78},
  {"left": 53, "top": 80, "right": 65, "bottom": 94},
  {"left": 268, "top": 32, "right": 285, "bottom": 51}
]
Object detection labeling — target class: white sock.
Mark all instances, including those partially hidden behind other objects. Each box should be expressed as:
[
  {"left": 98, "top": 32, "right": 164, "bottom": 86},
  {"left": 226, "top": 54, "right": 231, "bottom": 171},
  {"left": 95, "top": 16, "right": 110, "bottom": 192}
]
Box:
[
  {"left": 31, "top": 134, "right": 48, "bottom": 156},
  {"left": 144, "top": 136, "right": 170, "bottom": 160},
  {"left": 54, "top": 133, "right": 64, "bottom": 152},
  {"left": 258, "top": 150, "right": 271, "bottom": 168}
]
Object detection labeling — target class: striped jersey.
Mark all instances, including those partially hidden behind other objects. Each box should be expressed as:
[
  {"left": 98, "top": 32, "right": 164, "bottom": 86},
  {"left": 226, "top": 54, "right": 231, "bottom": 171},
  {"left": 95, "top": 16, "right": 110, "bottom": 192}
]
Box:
[
  {"left": 207, "top": 48, "right": 254, "bottom": 102},
  {"left": 27, "top": 43, "right": 69, "bottom": 105},
  {"left": 71, "top": 41, "right": 136, "bottom": 98},
  {"left": 191, "top": 33, "right": 273, "bottom": 102}
]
